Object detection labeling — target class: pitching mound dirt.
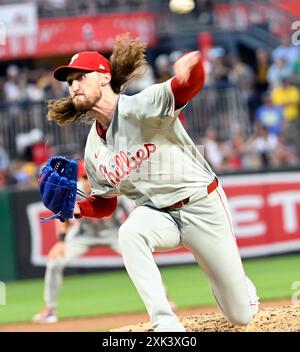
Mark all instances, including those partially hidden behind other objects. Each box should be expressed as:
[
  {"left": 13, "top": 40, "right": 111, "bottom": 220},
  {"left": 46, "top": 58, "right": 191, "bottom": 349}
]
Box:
[
  {"left": 110, "top": 305, "right": 300, "bottom": 332},
  {"left": 0, "top": 300, "right": 297, "bottom": 332}
]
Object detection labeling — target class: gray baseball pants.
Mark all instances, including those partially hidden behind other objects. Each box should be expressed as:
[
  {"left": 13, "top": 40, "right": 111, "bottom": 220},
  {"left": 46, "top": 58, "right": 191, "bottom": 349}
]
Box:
[{"left": 118, "top": 183, "right": 259, "bottom": 332}]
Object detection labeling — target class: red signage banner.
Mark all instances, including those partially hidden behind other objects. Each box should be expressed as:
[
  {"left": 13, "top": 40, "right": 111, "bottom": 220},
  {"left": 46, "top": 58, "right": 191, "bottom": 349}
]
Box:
[
  {"left": 0, "top": 12, "right": 157, "bottom": 61},
  {"left": 27, "top": 172, "right": 300, "bottom": 267},
  {"left": 222, "top": 173, "right": 300, "bottom": 257}
]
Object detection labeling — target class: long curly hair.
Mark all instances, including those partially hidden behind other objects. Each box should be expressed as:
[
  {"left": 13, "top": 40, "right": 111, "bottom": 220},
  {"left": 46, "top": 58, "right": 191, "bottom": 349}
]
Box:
[{"left": 47, "top": 33, "right": 147, "bottom": 125}]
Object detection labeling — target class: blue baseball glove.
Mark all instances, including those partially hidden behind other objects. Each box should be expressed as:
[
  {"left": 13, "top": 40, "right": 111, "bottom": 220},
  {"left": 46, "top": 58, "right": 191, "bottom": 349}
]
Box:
[{"left": 38, "top": 156, "right": 78, "bottom": 222}]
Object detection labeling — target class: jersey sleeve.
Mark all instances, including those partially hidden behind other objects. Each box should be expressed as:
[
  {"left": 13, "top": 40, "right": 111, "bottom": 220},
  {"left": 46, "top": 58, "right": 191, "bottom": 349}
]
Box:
[
  {"left": 129, "top": 80, "right": 181, "bottom": 121},
  {"left": 76, "top": 195, "right": 117, "bottom": 219}
]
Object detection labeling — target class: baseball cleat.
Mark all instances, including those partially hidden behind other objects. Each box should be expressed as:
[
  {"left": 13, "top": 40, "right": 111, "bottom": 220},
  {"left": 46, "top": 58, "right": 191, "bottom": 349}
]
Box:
[
  {"left": 32, "top": 307, "right": 58, "bottom": 324},
  {"left": 245, "top": 276, "right": 260, "bottom": 319}
]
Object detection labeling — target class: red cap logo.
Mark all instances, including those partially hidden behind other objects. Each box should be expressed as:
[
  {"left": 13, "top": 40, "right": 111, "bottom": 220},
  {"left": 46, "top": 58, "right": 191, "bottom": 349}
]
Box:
[{"left": 53, "top": 51, "right": 111, "bottom": 81}]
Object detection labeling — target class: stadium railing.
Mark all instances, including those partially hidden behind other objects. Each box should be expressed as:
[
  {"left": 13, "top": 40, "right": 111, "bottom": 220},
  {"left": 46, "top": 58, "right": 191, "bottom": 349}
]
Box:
[
  {"left": 186, "top": 83, "right": 251, "bottom": 141},
  {"left": 0, "top": 84, "right": 251, "bottom": 158}
]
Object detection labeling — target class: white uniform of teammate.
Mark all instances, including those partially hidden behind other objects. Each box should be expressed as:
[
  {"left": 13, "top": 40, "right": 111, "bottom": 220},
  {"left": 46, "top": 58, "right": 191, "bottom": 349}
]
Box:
[
  {"left": 33, "top": 194, "right": 133, "bottom": 323},
  {"left": 84, "top": 80, "right": 259, "bottom": 332},
  {"left": 43, "top": 197, "right": 131, "bottom": 308}
]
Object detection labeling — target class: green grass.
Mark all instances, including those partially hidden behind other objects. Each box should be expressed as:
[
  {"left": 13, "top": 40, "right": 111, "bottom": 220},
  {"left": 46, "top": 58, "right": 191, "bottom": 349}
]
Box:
[
  {"left": 0, "top": 254, "right": 299, "bottom": 324},
  {"left": 161, "top": 254, "right": 300, "bottom": 307}
]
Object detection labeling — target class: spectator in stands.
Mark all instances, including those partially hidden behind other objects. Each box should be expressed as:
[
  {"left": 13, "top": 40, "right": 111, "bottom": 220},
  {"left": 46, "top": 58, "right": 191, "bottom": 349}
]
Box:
[
  {"left": 270, "top": 140, "right": 298, "bottom": 167},
  {"left": 0, "top": 77, "right": 5, "bottom": 103},
  {"left": 195, "top": 0, "right": 214, "bottom": 25},
  {"left": 271, "top": 78, "right": 300, "bottom": 149},
  {"left": 0, "top": 172, "right": 6, "bottom": 189},
  {"left": 255, "top": 92, "right": 284, "bottom": 136},
  {"left": 228, "top": 54, "right": 254, "bottom": 104},
  {"left": 125, "top": 63, "right": 155, "bottom": 94},
  {"left": 205, "top": 47, "right": 230, "bottom": 85},
  {"left": 169, "top": 50, "right": 184, "bottom": 75},
  {"left": 16, "top": 129, "right": 53, "bottom": 166},
  {"left": 267, "top": 56, "right": 292, "bottom": 89},
  {"left": 0, "top": 140, "right": 9, "bottom": 171},
  {"left": 246, "top": 124, "right": 278, "bottom": 168},
  {"left": 229, "top": 55, "right": 254, "bottom": 88},
  {"left": 26, "top": 77, "right": 45, "bottom": 102},
  {"left": 38, "top": 0, "right": 67, "bottom": 17},
  {"left": 221, "top": 131, "right": 248, "bottom": 171},
  {"left": 4, "top": 65, "right": 22, "bottom": 103},
  {"left": 35, "top": 0, "right": 147, "bottom": 17},
  {"left": 79, "top": 0, "right": 97, "bottom": 14},
  {"left": 3, "top": 65, "right": 28, "bottom": 133},
  {"left": 95, "top": 0, "right": 111, "bottom": 10},
  {"left": 254, "top": 48, "right": 270, "bottom": 96},
  {"left": 0, "top": 141, "right": 10, "bottom": 189},
  {"left": 37, "top": 68, "right": 66, "bottom": 99},
  {"left": 8, "top": 160, "right": 38, "bottom": 189},
  {"left": 201, "top": 127, "right": 223, "bottom": 170},
  {"left": 154, "top": 54, "right": 172, "bottom": 83},
  {"left": 246, "top": 48, "right": 271, "bottom": 125},
  {"left": 292, "top": 51, "right": 300, "bottom": 88},
  {"left": 272, "top": 35, "right": 300, "bottom": 71}
]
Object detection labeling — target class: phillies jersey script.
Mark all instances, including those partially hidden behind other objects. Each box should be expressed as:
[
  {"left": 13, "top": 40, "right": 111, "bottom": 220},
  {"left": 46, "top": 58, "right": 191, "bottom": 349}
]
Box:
[{"left": 84, "top": 80, "right": 216, "bottom": 208}]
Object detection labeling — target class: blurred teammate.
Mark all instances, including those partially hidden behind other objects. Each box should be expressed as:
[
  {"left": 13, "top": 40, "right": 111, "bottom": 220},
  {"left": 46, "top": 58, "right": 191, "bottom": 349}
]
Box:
[
  {"left": 46, "top": 34, "right": 259, "bottom": 331},
  {"left": 32, "top": 162, "right": 130, "bottom": 323}
]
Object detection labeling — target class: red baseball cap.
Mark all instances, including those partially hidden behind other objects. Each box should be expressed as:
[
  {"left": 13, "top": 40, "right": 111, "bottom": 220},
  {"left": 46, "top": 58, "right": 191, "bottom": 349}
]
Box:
[{"left": 53, "top": 51, "right": 111, "bottom": 81}]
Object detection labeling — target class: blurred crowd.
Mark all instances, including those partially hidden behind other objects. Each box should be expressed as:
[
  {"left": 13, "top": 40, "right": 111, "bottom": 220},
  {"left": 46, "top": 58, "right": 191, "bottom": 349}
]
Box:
[
  {"left": 0, "top": 0, "right": 148, "bottom": 17},
  {"left": 128, "top": 36, "right": 300, "bottom": 173},
  {"left": 0, "top": 65, "right": 67, "bottom": 104},
  {"left": 0, "top": 0, "right": 214, "bottom": 19},
  {"left": 196, "top": 35, "right": 300, "bottom": 173},
  {"left": 37, "top": 0, "right": 148, "bottom": 17},
  {"left": 1, "top": 34, "right": 300, "bottom": 189}
]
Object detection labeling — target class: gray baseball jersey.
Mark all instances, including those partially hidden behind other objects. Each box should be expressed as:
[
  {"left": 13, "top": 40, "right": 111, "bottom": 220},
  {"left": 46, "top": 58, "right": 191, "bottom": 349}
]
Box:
[
  {"left": 82, "top": 78, "right": 259, "bottom": 332},
  {"left": 84, "top": 80, "right": 216, "bottom": 208}
]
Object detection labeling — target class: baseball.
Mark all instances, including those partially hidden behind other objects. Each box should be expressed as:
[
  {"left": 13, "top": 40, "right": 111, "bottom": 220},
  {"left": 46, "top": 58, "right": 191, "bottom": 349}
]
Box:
[{"left": 169, "top": 0, "right": 195, "bottom": 14}]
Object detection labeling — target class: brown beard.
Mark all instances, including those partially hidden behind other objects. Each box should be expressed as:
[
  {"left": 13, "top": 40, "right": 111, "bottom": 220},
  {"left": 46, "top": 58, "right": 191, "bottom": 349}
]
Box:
[
  {"left": 72, "top": 94, "right": 96, "bottom": 113},
  {"left": 47, "top": 97, "right": 94, "bottom": 125}
]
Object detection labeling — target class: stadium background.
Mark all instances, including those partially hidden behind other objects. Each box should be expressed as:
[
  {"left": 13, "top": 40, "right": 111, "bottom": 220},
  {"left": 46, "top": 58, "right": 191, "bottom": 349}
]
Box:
[{"left": 0, "top": 0, "right": 300, "bottom": 330}]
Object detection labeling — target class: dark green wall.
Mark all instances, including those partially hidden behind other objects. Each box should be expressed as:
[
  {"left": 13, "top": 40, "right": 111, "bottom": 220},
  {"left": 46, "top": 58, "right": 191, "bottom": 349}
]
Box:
[{"left": 0, "top": 190, "right": 17, "bottom": 281}]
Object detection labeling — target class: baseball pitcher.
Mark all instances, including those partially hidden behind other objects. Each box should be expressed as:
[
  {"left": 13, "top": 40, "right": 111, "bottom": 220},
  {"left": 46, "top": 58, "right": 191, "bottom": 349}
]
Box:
[{"left": 38, "top": 34, "right": 259, "bottom": 332}]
